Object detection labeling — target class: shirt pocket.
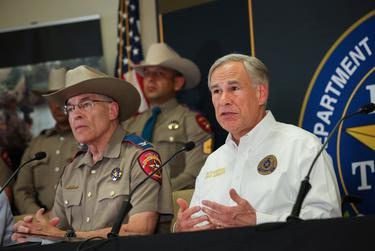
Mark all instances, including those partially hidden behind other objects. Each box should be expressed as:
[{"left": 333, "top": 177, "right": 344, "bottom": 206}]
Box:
[
  {"left": 62, "top": 189, "right": 83, "bottom": 226},
  {"left": 97, "top": 183, "right": 130, "bottom": 224},
  {"left": 155, "top": 132, "right": 186, "bottom": 178}
]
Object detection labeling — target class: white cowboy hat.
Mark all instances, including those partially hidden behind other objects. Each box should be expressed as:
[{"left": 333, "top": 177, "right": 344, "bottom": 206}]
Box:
[
  {"left": 132, "top": 43, "right": 201, "bottom": 89},
  {"left": 44, "top": 65, "right": 140, "bottom": 122},
  {"left": 33, "top": 67, "right": 67, "bottom": 95}
]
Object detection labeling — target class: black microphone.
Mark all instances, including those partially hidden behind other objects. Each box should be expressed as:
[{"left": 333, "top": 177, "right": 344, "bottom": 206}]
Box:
[
  {"left": 107, "top": 142, "right": 196, "bottom": 239},
  {"left": 287, "top": 103, "right": 375, "bottom": 222},
  {"left": 184, "top": 141, "right": 196, "bottom": 151},
  {"left": 341, "top": 194, "right": 363, "bottom": 206},
  {"left": 0, "top": 152, "right": 47, "bottom": 194},
  {"left": 358, "top": 102, "right": 375, "bottom": 114}
]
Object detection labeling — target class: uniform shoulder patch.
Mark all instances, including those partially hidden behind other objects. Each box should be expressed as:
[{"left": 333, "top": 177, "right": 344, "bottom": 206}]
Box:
[
  {"left": 137, "top": 150, "right": 162, "bottom": 184},
  {"left": 123, "top": 134, "right": 153, "bottom": 150},
  {"left": 195, "top": 114, "right": 212, "bottom": 133}
]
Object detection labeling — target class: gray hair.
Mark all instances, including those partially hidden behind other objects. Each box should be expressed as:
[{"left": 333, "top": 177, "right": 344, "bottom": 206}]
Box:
[{"left": 208, "top": 54, "right": 269, "bottom": 88}]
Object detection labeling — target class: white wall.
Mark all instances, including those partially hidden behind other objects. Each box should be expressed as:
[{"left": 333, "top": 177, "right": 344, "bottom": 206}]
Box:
[{"left": 0, "top": 0, "right": 158, "bottom": 74}]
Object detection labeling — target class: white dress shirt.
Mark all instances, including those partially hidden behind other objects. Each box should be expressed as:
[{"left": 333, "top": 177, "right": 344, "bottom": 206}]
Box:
[{"left": 190, "top": 111, "right": 341, "bottom": 224}]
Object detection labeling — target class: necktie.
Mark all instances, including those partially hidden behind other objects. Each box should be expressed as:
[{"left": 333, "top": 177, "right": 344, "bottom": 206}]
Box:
[{"left": 141, "top": 107, "right": 161, "bottom": 141}]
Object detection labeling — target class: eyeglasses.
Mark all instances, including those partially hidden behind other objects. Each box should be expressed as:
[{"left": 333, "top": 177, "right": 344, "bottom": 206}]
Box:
[{"left": 64, "top": 100, "right": 113, "bottom": 115}]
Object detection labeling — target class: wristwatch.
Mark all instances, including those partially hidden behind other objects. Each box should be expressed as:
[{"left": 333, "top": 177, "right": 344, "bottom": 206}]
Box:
[{"left": 65, "top": 228, "right": 76, "bottom": 238}]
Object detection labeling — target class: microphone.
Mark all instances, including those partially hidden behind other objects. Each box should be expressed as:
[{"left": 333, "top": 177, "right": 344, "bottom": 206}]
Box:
[
  {"left": 287, "top": 103, "right": 375, "bottom": 222},
  {"left": 357, "top": 102, "right": 375, "bottom": 114},
  {"left": 184, "top": 141, "right": 195, "bottom": 151},
  {"left": 341, "top": 194, "right": 363, "bottom": 206},
  {"left": 0, "top": 152, "right": 47, "bottom": 194},
  {"left": 107, "top": 142, "right": 196, "bottom": 239}
]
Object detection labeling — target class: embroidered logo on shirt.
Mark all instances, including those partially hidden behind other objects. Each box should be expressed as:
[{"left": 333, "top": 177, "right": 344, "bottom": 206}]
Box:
[
  {"left": 111, "top": 167, "right": 122, "bottom": 181},
  {"left": 195, "top": 114, "right": 212, "bottom": 133},
  {"left": 138, "top": 150, "right": 162, "bottom": 184},
  {"left": 257, "top": 155, "right": 277, "bottom": 175},
  {"left": 205, "top": 168, "right": 225, "bottom": 179}
]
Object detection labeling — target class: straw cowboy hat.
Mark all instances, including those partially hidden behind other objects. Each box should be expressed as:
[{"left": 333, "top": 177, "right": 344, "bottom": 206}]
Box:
[
  {"left": 33, "top": 67, "right": 67, "bottom": 95},
  {"left": 132, "top": 43, "right": 201, "bottom": 89},
  {"left": 44, "top": 65, "right": 140, "bottom": 122}
]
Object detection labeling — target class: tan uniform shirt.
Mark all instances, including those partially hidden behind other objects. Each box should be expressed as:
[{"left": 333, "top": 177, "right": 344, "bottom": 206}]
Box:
[
  {"left": 123, "top": 98, "right": 213, "bottom": 191},
  {"left": 52, "top": 126, "right": 172, "bottom": 231},
  {"left": 13, "top": 127, "right": 80, "bottom": 214}
]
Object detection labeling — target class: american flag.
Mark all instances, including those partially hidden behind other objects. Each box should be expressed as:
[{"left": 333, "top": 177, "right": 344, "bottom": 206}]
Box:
[{"left": 115, "top": 0, "right": 149, "bottom": 112}]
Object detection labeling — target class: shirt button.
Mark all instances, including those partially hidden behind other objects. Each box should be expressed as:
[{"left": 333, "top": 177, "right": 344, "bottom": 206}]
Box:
[
  {"left": 56, "top": 150, "right": 60, "bottom": 155},
  {"left": 110, "top": 191, "right": 115, "bottom": 197},
  {"left": 91, "top": 170, "right": 96, "bottom": 174},
  {"left": 86, "top": 217, "right": 90, "bottom": 222},
  {"left": 59, "top": 136, "right": 64, "bottom": 141},
  {"left": 87, "top": 192, "right": 92, "bottom": 198},
  {"left": 64, "top": 200, "right": 69, "bottom": 205},
  {"left": 55, "top": 167, "right": 60, "bottom": 172}
]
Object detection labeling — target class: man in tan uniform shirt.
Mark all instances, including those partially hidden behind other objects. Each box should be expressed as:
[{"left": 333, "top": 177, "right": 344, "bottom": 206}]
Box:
[
  {"left": 123, "top": 43, "right": 213, "bottom": 191},
  {"left": 12, "top": 65, "right": 172, "bottom": 241},
  {"left": 13, "top": 68, "right": 80, "bottom": 214}
]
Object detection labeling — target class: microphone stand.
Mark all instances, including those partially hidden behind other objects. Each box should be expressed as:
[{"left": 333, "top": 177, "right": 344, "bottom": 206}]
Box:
[
  {"left": 107, "top": 142, "right": 195, "bottom": 239},
  {"left": 0, "top": 152, "right": 47, "bottom": 194},
  {"left": 287, "top": 103, "right": 375, "bottom": 222}
]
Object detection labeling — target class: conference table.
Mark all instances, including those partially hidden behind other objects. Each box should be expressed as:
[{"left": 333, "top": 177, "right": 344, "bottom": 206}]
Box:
[{"left": 4, "top": 215, "right": 373, "bottom": 251}]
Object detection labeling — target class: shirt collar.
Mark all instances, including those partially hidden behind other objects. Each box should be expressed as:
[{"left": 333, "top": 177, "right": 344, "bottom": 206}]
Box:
[
  {"left": 74, "top": 126, "right": 125, "bottom": 168},
  {"left": 225, "top": 111, "right": 276, "bottom": 151},
  {"left": 151, "top": 98, "right": 178, "bottom": 112}
]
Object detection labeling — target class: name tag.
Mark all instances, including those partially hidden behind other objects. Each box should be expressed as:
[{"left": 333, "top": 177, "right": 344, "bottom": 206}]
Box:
[
  {"left": 65, "top": 184, "right": 79, "bottom": 189},
  {"left": 205, "top": 168, "right": 225, "bottom": 179}
]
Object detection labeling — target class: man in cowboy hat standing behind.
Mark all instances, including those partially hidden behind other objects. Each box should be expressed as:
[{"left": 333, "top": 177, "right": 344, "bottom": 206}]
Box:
[
  {"left": 12, "top": 65, "right": 172, "bottom": 241},
  {"left": 123, "top": 43, "right": 213, "bottom": 191},
  {"left": 13, "top": 68, "right": 81, "bottom": 215}
]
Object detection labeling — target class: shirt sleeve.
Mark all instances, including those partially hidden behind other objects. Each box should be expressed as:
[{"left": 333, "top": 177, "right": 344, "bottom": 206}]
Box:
[
  {"left": 256, "top": 145, "right": 342, "bottom": 224},
  {"left": 0, "top": 193, "right": 14, "bottom": 246},
  {"left": 128, "top": 149, "right": 172, "bottom": 217},
  {"left": 51, "top": 173, "right": 69, "bottom": 230},
  {"left": 13, "top": 138, "right": 42, "bottom": 214},
  {"left": 298, "top": 149, "right": 342, "bottom": 218},
  {"left": 188, "top": 167, "right": 208, "bottom": 225}
]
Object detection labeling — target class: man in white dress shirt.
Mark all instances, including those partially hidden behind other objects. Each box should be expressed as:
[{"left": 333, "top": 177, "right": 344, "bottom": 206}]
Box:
[{"left": 174, "top": 54, "right": 341, "bottom": 232}]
